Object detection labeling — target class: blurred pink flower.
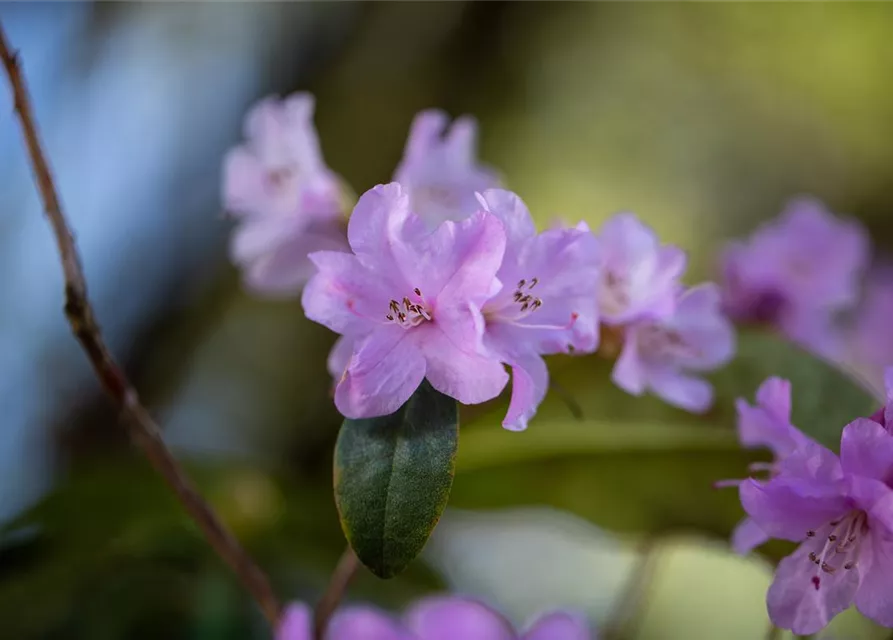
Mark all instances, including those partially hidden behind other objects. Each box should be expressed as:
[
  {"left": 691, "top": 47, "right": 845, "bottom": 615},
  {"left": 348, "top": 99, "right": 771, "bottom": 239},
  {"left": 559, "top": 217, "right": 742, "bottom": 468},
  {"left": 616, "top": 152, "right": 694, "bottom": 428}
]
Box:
[
  {"left": 612, "top": 284, "right": 735, "bottom": 413},
  {"left": 594, "top": 213, "right": 686, "bottom": 326},
  {"left": 276, "top": 597, "right": 595, "bottom": 640},
  {"left": 222, "top": 93, "right": 347, "bottom": 295},
  {"left": 393, "top": 110, "right": 501, "bottom": 226}
]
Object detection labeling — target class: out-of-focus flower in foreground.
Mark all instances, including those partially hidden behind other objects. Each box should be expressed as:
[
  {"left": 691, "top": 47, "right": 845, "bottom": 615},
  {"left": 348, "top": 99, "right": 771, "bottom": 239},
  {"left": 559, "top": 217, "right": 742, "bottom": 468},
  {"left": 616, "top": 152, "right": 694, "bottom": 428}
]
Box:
[
  {"left": 276, "top": 597, "right": 595, "bottom": 640},
  {"left": 223, "top": 93, "right": 348, "bottom": 295},
  {"left": 720, "top": 197, "right": 869, "bottom": 353},
  {"left": 612, "top": 284, "right": 735, "bottom": 413},
  {"left": 478, "top": 189, "right": 600, "bottom": 430},
  {"left": 302, "top": 183, "right": 509, "bottom": 418},
  {"left": 393, "top": 110, "right": 501, "bottom": 227}
]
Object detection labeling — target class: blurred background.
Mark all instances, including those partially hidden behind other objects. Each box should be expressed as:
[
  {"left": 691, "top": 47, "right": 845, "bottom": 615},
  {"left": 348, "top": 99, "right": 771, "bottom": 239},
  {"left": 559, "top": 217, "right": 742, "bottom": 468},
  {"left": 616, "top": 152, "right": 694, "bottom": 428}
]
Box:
[{"left": 1, "top": 2, "right": 893, "bottom": 639}]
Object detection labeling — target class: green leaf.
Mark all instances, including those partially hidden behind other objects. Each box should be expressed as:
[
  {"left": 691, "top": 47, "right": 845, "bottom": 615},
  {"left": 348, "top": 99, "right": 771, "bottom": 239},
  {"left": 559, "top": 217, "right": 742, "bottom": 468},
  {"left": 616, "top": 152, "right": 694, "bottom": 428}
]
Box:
[
  {"left": 334, "top": 380, "right": 459, "bottom": 579},
  {"left": 451, "top": 328, "right": 879, "bottom": 541}
]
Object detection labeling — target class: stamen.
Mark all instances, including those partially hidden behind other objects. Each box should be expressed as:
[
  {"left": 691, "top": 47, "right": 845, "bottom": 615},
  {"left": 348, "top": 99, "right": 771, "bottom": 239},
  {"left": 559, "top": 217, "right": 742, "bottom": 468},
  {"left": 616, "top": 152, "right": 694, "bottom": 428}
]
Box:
[
  {"left": 413, "top": 288, "right": 422, "bottom": 297},
  {"left": 518, "top": 279, "right": 526, "bottom": 288},
  {"left": 806, "top": 530, "right": 816, "bottom": 537},
  {"left": 529, "top": 278, "right": 538, "bottom": 289}
]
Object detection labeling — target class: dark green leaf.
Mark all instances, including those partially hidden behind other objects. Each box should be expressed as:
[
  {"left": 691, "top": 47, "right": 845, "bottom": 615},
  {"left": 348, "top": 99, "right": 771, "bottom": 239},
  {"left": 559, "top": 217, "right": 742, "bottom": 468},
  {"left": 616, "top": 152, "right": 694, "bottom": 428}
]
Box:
[
  {"left": 451, "top": 328, "right": 879, "bottom": 543},
  {"left": 334, "top": 380, "right": 459, "bottom": 579}
]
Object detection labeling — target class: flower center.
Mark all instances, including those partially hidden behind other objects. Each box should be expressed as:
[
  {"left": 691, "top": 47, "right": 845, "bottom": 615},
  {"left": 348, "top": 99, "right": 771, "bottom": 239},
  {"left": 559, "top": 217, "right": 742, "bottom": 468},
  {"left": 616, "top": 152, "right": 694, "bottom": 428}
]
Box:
[
  {"left": 637, "top": 325, "right": 700, "bottom": 361},
  {"left": 804, "top": 510, "right": 868, "bottom": 589},
  {"left": 599, "top": 270, "right": 631, "bottom": 318},
  {"left": 385, "top": 288, "right": 433, "bottom": 329},
  {"left": 505, "top": 278, "right": 543, "bottom": 321}
]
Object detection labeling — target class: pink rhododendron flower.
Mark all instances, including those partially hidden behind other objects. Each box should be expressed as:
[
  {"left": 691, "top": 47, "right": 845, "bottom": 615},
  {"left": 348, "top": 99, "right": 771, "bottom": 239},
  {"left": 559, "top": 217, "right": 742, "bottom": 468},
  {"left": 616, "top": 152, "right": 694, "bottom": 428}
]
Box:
[
  {"left": 276, "top": 597, "right": 595, "bottom": 640},
  {"left": 720, "top": 197, "right": 869, "bottom": 351},
  {"left": 612, "top": 284, "right": 735, "bottom": 412},
  {"left": 477, "top": 189, "right": 600, "bottom": 430},
  {"left": 739, "top": 419, "right": 893, "bottom": 634},
  {"left": 393, "top": 110, "right": 500, "bottom": 226},
  {"left": 719, "top": 377, "right": 815, "bottom": 554},
  {"left": 223, "top": 93, "right": 348, "bottom": 295},
  {"left": 302, "top": 183, "right": 509, "bottom": 418},
  {"left": 594, "top": 213, "right": 686, "bottom": 326},
  {"left": 868, "top": 368, "right": 893, "bottom": 433}
]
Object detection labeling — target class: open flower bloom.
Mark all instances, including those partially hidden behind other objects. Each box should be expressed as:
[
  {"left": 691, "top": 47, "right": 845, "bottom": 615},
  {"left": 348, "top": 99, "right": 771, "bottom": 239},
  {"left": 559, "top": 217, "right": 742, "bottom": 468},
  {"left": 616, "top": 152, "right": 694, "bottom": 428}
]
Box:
[
  {"left": 720, "top": 197, "right": 869, "bottom": 348},
  {"left": 739, "top": 419, "right": 893, "bottom": 634},
  {"left": 612, "top": 284, "right": 735, "bottom": 413},
  {"left": 276, "top": 597, "right": 595, "bottom": 640},
  {"left": 477, "top": 190, "right": 600, "bottom": 430},
  {"left": 223, "top": 93, "right": 348, "bottom": 295},
  {"left": 594, "top": 213, "right": 686, "bottom": 325},
  {"left": 393, "top": 110, "right": 500, "bottom": 226},
  {"left": 302, "top": 183, "right": 509, "bottom": 418},
  {"left": 721, "top": 377, "right": 815, "bottom": 554}
]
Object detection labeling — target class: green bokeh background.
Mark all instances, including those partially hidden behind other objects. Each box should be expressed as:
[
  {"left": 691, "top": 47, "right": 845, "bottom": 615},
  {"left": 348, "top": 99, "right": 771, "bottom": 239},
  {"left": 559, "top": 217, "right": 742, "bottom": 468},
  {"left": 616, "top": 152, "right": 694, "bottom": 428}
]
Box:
[{"left": 3, "top": 3, "right": 893, "bottom": 639}]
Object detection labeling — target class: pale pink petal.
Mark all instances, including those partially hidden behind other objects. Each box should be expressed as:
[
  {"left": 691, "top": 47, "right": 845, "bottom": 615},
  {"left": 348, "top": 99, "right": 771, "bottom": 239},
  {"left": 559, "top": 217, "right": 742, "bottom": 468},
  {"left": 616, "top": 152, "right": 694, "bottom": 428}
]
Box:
[
  {"left": 502, "top": 354, "right": 549, "bottom": 432},
  {"left": 731, "top": 517, "right": 769, "bottom": 555},
  {"left": 222, "top": 147, "right": 273, "bottom": 218},
  {"left": 739, "top": 478, "right": 848, "bottom": 542},
  {"left": 885, "top": 367, "right": 893, "bottom": 429},
  {"left": 647, "top": 368, "right": 713, "bottom": 413},
  {"left": 854, "top": 528, "right": 893, "bottom": 627},
  {"left": 611, "top": 332, "right": 647, "bottom": 395},
  {"left": 839, "top": 418, "right": 893, "bottom": 484},
  {"left": 347, "top": 183, "right": 412, "bottom": 277},
  {"left": 755, "top": 376, "right": 792, "bottom": 425},
  {"left": 328, "top": 606, "right": 413, "bottom": 640},
  {"left": 478, "top": 189, "right": 537, "bottom": 247},
  {"left": 276, "top": 602, "right": 312, "bottom": 640},
  {"left": 767, "top": 543, "right": 860, "bottom": 635},
  {"left": 419, "top": 325, "right": 508, "bottom": 406},
  {"left": 327, "top": 335, "right": 356, "bottom": 382},
  {"left": 240, "top": 226, "right": 349, "bottom": 297},
  {"left": 403, "top": 596, "right": 515, "bottom": 640},
  {"left": 335, "top": 329, "right": 426, "bottom": 419},
  {"left": 302, "top": 251, "right": 390, "bottom": 335},
  {"left": 522, "top": 611, "right": 592, "bottom": 640}
]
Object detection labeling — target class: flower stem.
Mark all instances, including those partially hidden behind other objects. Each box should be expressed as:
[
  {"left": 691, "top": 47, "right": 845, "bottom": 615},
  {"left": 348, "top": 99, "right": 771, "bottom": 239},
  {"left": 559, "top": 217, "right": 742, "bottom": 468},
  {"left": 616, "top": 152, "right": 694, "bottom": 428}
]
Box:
[
  {"left": 0, "top": 23, "right": 280, "bottom": 629},
  {"left": 314, "top": 546, "right": 361, "bottom": 640}
]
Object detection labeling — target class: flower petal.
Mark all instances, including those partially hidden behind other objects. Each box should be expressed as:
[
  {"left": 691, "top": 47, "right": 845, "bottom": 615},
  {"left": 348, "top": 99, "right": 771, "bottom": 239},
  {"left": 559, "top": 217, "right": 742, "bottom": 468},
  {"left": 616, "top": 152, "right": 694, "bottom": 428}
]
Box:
[
  {"left": 854, "top": 528, "right": 893, "bottom": 628},
  {"left": 522, "top": 611, "right": 592, "bottom": 640},
  {"left": 334, "top": 328, "right": 426, "bottom": 419},
  {"left": 478, "top": 189, "right": 537, "bottom": 248},
  {"left": 239, "top": 224, "right": 348, "bottom": 297},
  {"left": 502, "top": 354, "right": 549, "bottom": 432},
  {"left": 647, "top": 368, "right": 713, "bottom": 414},
  {"left": 735, "top": 377, "right": 806, "bottom": 457},
  {"left": 328, "top": 605, "right": 413, "bottom": 640},
  {"left": 347, "top": 183, "right": 412, "bottom": 277},
  {"left": 302, "top": 251, "right": 390, "bottom": 335},
  {"left": 327, "top": 335, "right": 356, "bottom": 382},
  {"left": 839, "top": 418, "right": 893, "bottom": 485},
  {"left": 767, "top": 542, "right": 860, "bottom": 635},
  {"left": 419, "top": 325, "right": 508, "bottom": 406},
  {"left": 276, "top": 602, "right": 311, "bottom": 640},
  {"left": 403, "top": 596, "right": 515, "bottom": 640},
  {"left": 611, "top": 332, "right": 647, "bottom": 395},
  {"left": 731, "top": 517, "right": 769, "bottom": 555},
  {"left": 739, "top": 476, "right": 847, "bottom": 542}
]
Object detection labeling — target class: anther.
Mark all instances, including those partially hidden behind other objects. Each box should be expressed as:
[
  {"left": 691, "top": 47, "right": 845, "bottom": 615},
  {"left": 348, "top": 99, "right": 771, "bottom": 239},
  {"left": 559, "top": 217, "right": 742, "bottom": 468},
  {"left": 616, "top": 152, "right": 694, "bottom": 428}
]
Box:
[
  {"left": 386, "top": 314, "right": 394, "bottom": 321},
  {"left": 518, "top": 279, "right": 526, "bottom": 288},
  {"left": 513, "top": 291, "right": 523, "bottom": 302},
  {"left": 529, "top": 278, "right": 538, "bottom": 288},
  {"left": 821, "top": 562, "right": 835, "bottom": 574},
  {"left": 414, "top": 288, "right": 422, "bottom": 296},
  {"left": 806, "top": 530, "right": 816, "bottom": 537},
  {"left": 828, "top": 535, "right": 837, "bottom": 542},
  {"left": 844, "top": 562, "right": 855, "bottom": 570},
  {"left": 809, "top": 552, "right": 818, "bottom": 563}
]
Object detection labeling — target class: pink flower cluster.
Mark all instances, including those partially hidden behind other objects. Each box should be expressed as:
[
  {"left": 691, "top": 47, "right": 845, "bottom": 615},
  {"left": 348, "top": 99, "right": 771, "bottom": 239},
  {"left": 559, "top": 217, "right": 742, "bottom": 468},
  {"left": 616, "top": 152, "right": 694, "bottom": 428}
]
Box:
[
  {"left": 727, "top": 370, "right": 893, "bottom": 634},
  {"left": 277, "top": 597, "right": 594, "bottom": 640},
  {"left": 222, "top": 92, "right": 735, "bottom": 427}
]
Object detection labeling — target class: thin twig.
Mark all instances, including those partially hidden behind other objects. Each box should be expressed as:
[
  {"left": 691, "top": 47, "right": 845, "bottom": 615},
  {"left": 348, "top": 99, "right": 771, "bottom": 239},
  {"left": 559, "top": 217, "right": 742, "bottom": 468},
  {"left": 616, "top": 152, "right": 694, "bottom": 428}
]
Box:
[
  {"left": 765, "top": 622, "right": 783, "bottom": 640},
  {"left": 0, "top": 24, "right": 280, "bottom": 628},
  {"left": 314, "top": 547, "right": 360, "bottom": 640}
]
